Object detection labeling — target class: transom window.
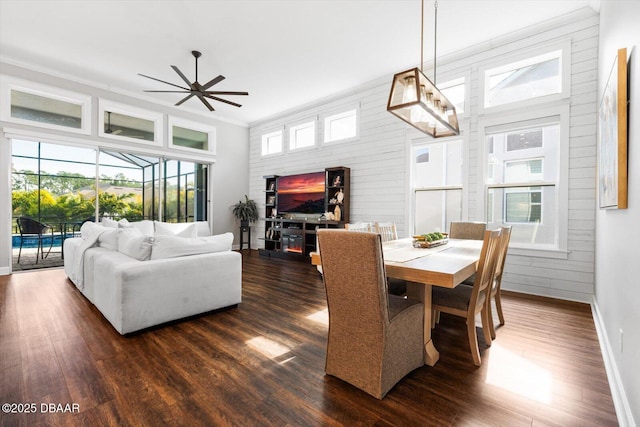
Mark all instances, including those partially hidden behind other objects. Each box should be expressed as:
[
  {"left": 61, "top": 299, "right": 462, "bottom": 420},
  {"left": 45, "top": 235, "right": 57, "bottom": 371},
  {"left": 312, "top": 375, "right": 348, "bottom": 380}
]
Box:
[
  {"left": 1, "top": 77, "right": 92, "bottom": 135},
  {"left": 484, "top": 50, "right": 562, "bottom": 109},
  {"left": 324, "top": 109, "right": 357, "bottom": 143},
  {"left": 289, "top": 121, "right": 315, "bottom": 150},
  {"left": 261, "top": 130, "right": 283, "bottom": 155},
  {"left": 440, "top": 77, "right": 466, "bottom": 115}
]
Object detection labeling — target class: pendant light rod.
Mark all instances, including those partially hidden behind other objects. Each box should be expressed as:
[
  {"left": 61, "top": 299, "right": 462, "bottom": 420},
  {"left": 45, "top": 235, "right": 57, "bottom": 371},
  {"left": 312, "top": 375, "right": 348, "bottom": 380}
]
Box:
[
  {"left": 434, "top": 0, "right": 438, "bottom": 85},
  {"left": 420, "top": 0, "right": 424, "bottom": 72}
]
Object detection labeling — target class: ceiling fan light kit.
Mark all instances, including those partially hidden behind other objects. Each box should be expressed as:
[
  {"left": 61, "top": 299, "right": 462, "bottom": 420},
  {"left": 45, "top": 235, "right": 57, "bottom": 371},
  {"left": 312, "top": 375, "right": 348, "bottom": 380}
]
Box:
[{"left": 139, "top": 50, "right": 248, "bottom": 112}]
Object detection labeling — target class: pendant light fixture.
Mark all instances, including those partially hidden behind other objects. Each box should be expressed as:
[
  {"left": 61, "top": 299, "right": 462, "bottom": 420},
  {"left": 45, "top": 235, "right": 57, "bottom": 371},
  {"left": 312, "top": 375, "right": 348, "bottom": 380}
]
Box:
[{"left": 387, "top": 0, "right": 459, "bottom": 137}]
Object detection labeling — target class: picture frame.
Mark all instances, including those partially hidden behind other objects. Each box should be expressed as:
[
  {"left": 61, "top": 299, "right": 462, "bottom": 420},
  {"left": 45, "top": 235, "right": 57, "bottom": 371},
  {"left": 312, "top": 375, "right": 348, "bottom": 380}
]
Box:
[{"left": 598, "top": 47, "right": 628, "bottom": 209}]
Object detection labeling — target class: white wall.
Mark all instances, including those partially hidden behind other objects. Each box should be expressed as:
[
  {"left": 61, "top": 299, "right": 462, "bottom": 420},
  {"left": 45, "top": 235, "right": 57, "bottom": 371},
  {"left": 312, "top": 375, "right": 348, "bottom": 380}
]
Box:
[
  {"left": 595, "top": 2, "right": 640, "bottom": 425},
  {"left": 249, "top": 8, "right": 600, "bottom": 303},
  {"left": 0, "top": 63, "right": 250, "bottom": 274}
]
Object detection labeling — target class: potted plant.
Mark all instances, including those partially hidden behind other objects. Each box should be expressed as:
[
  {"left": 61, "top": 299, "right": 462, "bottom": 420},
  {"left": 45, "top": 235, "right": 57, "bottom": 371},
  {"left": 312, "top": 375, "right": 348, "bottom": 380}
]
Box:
[{"left": 232, "top": 195, "right": 259, "bottom": 228}]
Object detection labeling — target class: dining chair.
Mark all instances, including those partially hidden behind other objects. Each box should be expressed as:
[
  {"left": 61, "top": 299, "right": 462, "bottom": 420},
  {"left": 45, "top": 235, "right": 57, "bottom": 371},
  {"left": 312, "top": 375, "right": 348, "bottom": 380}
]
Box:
[
  {"left": 317, "top": 229, "right": 424, "bottom": 399},
  {"left": 486, "top": 225, "right": 512, "bottom": 339},
  {"left": 344, "top": 222, "right": 373, "bottom": 232},
  {"left": 374, "top": 222, "right": 397, "bottom": 242},
  {"left": 372, "top": 222, "right": 407, "bottom": 296},
  {"left": 431, "top": 228, "right": 502, "bottom": 366},
  {"left": 16, "top": 216, "right": 55, "bottom": 263},
  {"left": 449, "top": 221, "right": 486, "bottom": 240}
]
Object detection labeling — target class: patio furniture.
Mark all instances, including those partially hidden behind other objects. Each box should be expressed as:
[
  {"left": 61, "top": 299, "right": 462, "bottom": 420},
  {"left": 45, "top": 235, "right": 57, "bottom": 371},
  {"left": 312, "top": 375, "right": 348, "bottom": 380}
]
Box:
[{"left": 16, "top": 217, "right": 55, "bottom": 263}]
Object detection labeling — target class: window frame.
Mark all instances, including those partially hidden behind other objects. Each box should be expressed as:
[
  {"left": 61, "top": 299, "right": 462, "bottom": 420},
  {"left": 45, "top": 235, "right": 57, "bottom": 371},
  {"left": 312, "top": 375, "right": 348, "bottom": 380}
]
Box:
[
  {"left": 288, "top": 118, "right": 317, "bottom": 151},
  {"left": 409, "top": 127, "right": 468, "bottom": 235},
  {"left": 0, "top": 76, "right": 92, "bottom": 135},
  {"left": 322, "top": 107, "right": 359, "bottom": 144},
  {"left": 167, "top": 116, "right": 216, "bottom": 155},
  {"left": 479, "top": 41, "right": 571, "bottom": 115},
  {"left": 98, "top": 99, "right": 163, "bottom": 146},
  {"left": 261, "top": 128, "right": 284, "bottom": 156},
  {"left": 479, "top": 105, "right": 570, "bottom": 258}
]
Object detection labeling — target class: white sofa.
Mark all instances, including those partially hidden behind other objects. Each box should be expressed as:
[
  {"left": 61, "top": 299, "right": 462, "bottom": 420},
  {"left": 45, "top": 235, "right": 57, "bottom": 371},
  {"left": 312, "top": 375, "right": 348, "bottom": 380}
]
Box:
[{"left": 63, "top": 220, "right": 242, "bottom": 335}]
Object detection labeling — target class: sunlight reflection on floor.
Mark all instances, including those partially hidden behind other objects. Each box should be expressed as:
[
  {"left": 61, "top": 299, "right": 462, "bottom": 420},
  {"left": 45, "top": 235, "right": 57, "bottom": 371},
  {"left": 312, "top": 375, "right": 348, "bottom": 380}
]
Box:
[
  {"left": 246, "top": 336, "right": 292, "bottom": 359},
  {"left": 485, "top": 342, "right": 553, "bottom": 404},
  {"left": 306, "top": 308, "right": 329, "bottom": 326}
]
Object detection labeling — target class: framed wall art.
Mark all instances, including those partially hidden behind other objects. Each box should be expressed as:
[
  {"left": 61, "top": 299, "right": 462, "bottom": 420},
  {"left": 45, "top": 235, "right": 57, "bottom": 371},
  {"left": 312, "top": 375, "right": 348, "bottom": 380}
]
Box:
[{"left": 598, "top": 47, "right": 628, "bottom": 209}]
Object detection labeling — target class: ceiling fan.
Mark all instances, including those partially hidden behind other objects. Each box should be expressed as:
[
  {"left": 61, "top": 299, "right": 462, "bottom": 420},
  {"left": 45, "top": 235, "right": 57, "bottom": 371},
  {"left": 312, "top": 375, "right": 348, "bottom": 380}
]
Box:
[{"left": 138, "top": 50, "right": 248, "bottom": 112}]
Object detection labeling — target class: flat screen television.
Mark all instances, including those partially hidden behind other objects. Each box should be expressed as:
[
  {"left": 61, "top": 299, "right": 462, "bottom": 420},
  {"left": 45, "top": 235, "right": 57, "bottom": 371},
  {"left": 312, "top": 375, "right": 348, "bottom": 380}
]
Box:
[{"left": 277, "top": 171, "right": 325, "bottom": 214}]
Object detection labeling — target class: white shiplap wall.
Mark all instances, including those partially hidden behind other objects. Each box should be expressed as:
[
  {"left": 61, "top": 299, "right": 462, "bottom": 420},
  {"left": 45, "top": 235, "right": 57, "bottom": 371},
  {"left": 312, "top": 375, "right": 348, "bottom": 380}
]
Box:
[{"left": 248, "top": 8, "right": 599, "bottom": 303}]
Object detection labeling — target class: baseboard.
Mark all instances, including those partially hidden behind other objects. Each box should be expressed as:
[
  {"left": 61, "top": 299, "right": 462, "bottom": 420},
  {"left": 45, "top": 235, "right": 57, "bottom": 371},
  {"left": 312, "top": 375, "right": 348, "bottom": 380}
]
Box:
[
  {"left": 0, "top": 266, "right": 11, "bottom": 276},
  {"left": 591, "top": 298, "right": 636, "bottom": 427}
]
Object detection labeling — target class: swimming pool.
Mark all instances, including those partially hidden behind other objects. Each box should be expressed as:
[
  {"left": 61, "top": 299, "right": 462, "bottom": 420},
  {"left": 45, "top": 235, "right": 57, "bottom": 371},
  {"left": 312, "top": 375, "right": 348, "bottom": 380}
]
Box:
[{"left": 12, "top": 235, "right": 67, "bottom": 249}]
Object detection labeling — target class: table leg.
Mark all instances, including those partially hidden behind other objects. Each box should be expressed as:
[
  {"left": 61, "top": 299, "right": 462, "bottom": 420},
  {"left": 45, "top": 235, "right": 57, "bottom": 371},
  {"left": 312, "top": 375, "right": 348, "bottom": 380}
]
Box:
[{"left": 408, "top": 282, "right": 439, "bottom": 366}]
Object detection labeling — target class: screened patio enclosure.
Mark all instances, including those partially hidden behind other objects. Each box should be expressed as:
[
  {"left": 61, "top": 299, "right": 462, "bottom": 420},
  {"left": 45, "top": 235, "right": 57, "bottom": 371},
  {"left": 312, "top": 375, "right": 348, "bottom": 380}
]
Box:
[{"left": 11, "top": 139, "right": 209, "bottom": 270}]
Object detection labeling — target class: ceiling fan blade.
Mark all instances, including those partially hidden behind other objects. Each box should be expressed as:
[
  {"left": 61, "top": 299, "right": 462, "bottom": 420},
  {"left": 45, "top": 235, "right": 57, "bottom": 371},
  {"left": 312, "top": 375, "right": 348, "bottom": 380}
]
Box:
[
  {"left": 171, "top": 65, "right": 194, "bottom": 88},
  {"left": 202, "top": 75, "right": 225, "bottom": 90},
  {"left": 175, "top": 93, "right": 196, "bottom": 107},
  {"left": 204, "top": 94, "right": 242, "bottom": 108},
  {"left": 204, "top": 91, "right": 249, "bottom": 96},
  {"left": 143, "top": 90, "right": 191, "bottom": 93},
  {"left": 195, "top": 93, "right": 215, "bottom": 111},
  {"left": 138, "top": 73, "right": 189, "bottom": 91}
]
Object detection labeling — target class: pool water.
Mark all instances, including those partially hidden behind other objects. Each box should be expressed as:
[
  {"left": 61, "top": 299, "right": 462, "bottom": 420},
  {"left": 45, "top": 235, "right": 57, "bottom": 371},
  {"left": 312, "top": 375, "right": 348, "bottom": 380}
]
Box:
[{"left": 12, "top": 235, "right": 66, "bottom": 249}]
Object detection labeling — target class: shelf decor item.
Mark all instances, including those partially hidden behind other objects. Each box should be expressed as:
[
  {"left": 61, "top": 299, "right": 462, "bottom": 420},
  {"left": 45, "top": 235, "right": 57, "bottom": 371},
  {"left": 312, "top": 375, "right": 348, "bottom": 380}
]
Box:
[
  {"left": 232, "top": 195, "right": 259, "bottom": 227},
  {"left": 598, "top": 47, "right": 628, "bottom": 209}
]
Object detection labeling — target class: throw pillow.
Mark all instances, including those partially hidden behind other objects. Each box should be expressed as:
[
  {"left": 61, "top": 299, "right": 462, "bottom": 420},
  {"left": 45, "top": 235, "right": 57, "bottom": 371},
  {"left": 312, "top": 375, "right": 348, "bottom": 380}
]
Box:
[
  {"left": 154, "top": 221, "right": 198, "bottom": 238},
  {"left": 101, "top": 218, "right": 119, "bottom": 228},
  {"left": 117, "top": 227, "right": 153, "bottom": 261},
  {"left": 150, "top": 232, "right": 233, "bottom": 260},
  {"left": 98, "top": 228, "right": 120, "bottom": 250},
  {"left": 130, "top": 220, "right": 154, "bottom": 236}
]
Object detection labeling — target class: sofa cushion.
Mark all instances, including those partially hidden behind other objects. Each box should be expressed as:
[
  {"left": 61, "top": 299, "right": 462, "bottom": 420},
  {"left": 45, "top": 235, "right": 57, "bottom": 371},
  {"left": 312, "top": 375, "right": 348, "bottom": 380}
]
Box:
[
  {"left": 151, "top": 232, "right": 233, "bottom": 260},
  {"left": 117, "top": 227, "right": 153, "bottom": 261},
  {"left": 80, "top": 222, "right": 120, "bottom": 250},
  {"left": 154, "top": 221, "right": 198, "bottom": 238}
]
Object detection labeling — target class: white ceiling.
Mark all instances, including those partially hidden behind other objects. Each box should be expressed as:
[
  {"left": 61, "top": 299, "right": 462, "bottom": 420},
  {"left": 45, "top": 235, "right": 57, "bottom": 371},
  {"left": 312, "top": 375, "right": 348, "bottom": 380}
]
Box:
[{"left": 0, "top": 0, "right": 599, "bottom": 125}]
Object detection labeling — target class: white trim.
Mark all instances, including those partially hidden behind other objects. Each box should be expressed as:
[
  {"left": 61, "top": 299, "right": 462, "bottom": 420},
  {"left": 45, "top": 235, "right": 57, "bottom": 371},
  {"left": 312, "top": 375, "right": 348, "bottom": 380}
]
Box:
[
  {"left": 592, "top": 299, "right": 635, "bottom": 427},
  {"left": 0, "top": 75, "right": 92, "bottom": 135},
  {"left": 168, "top": 116, "right": 216, "bottom": 155},
  {"left": 98, "top": 99, "right": 163, "bottom": 146}
]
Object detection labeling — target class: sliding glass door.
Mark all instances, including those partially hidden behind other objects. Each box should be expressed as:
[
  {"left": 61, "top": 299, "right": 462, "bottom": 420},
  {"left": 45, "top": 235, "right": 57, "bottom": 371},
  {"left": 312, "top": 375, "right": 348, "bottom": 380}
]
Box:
[{"left": 11, "top": 139, "right": 209, "bottom": 270}]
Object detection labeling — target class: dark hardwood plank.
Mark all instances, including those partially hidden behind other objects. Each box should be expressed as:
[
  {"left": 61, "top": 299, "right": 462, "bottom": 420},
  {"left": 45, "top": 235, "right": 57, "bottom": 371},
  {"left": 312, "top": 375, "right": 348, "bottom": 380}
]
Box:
[{"left": 0, "top": 252, "right": 618, "bottom": 426}]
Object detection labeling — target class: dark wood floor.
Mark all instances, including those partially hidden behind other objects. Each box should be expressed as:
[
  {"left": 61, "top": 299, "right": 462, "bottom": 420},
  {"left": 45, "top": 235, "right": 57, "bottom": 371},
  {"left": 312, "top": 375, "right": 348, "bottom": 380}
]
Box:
[{"left": 1, "top": 250, "right": 618, "bottom": 426}]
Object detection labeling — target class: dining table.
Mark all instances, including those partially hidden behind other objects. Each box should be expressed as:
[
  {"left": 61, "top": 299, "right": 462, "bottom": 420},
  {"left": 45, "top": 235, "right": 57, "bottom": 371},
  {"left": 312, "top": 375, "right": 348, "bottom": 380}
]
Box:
[{"left": 311, "top": 237, "right": 483, "bottom": 366}]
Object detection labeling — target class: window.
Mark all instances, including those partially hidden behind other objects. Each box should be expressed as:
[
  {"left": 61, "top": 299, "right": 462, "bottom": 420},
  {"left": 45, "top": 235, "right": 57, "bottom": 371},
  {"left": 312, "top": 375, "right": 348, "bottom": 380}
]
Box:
[
  {"left": 324, "top": 109, "right": 357, "bottom": 143},
  {"left": 440, "top": 77, "right": 466, "bottom": 115},
  {"left": 412, "top": 138, "right": 463, "bottom": 234},
  {"left": 289, "top": 121, "right": 315, "bottom": 150},
  {"left": 261, "top": 130, "right": 283, "bottom": 155},
  {"left": 1, "top": 77, "right": 91, "bottom": 135},
  {"left": 168, "top": 116, "right": 216, "bottom": 154},
  {"left": 486, "top": 120, "right": 560, "bottom": 247},
  {"left": 484, "top": 49, "right": 563, "bottom": 109},
  {"left": 99, "top": 100, "right": 163, "bottom": 145}
]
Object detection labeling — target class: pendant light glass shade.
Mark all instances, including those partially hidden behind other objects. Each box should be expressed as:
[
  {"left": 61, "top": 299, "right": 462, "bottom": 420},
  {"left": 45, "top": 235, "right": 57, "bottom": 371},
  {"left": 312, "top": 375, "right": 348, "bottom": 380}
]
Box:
[{"left": 387, "top": 67, "right": 459, "bottom": 137}]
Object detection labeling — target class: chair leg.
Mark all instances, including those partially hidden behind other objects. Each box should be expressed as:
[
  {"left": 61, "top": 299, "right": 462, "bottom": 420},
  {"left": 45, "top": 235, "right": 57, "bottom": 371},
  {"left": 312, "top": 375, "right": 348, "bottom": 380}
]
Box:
[
  {"left": 44, "top": 233, "right": 54, "bottom": 259},
  {"left": 481, "top": 306, "right": 493, "bottom": 346},
  {"left": 467, "top": 316, "right": 481, "bottom": 366},
  {"left": 17, "top": 239, "right": 23, "bottom": 263},
  {"left": 495, "top": 290, "right": 505, "bottom": 326},
  {"left": 487, "top": 296, "right": 497, "bottom": 340}
]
